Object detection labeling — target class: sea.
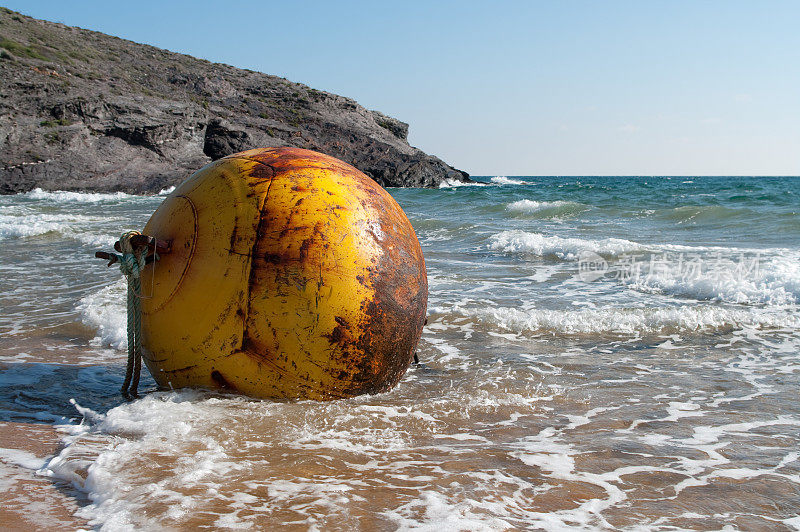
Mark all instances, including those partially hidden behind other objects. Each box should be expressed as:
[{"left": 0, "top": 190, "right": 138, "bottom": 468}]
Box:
[{"left": 1, "top": 175, "right": 799, "bottom": 530}]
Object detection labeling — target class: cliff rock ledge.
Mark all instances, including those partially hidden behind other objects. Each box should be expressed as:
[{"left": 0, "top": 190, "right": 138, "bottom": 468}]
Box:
[{"left": 0, "top": 8, "right": 470, "bottom": 193}]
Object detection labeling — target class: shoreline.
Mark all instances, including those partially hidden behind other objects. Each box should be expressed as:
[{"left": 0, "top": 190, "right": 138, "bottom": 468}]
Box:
[
  {"left": 0, "top": 338, "right": 116, "bottom": 530},
  {"left": 0, "top": 421, "right": 89, "bottom": 530}
]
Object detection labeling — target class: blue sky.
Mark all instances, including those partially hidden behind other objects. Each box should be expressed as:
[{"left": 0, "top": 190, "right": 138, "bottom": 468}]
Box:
[{"left": 5, "top": 1, "right": 799, "bottom": 176}]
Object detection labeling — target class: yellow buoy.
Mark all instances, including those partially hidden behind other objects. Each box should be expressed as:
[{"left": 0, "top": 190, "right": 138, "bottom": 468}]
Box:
[{"left": 138, "top": 147, "right": 427, "bottom": 400}]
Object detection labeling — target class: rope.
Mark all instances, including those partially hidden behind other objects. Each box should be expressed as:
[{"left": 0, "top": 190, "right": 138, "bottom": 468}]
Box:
[{"left": 114, "top": 231, "right": 149, "bottom": 398}]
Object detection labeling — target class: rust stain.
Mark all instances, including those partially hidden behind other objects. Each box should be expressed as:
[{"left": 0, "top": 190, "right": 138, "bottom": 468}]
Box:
[
  {"left": 228, "top": 223, "right": 239, "bottom": 251},
  {"left": 246, "top": 161, "right": 276, "bottom": 181},
  {"left": 210, "top": 370, "right": 236, "bottom": 391},
  {"left": 298, "top": 238, "right": 312, "bottom": 262},
  {"left": 263, "top": 253, "right": 284, "bottom": 264},
  {"left": 324, "top": 316, "right": 352, "bottom": 346}
]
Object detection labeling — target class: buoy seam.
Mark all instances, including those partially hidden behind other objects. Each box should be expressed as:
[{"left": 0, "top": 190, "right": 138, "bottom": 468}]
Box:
[
  {"left": 237, "top": 168, "right": 275, "bottom": 355},
  {"left": 148, "top": 195, "right": 198, "bottom": 314},
  {"left": 164, "top": 363, "right": 199, "bottom": 374}
]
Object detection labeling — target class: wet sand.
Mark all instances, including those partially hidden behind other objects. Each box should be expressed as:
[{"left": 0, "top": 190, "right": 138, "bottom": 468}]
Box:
[
  {"left": 0, "top": 339, "right": 103, "bottom": 531},
  {"left": 0, "top": 422, "right": 89, "bottom": 530}
]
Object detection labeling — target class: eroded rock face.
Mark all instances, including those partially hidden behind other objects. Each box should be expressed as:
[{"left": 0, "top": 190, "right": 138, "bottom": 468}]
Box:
[{"left": 0, "top": 8, "right": 469, "bottom": 194}]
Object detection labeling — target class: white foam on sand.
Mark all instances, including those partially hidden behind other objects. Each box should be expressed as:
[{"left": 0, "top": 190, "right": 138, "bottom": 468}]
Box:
[
  {"left": 36, "top": 379, "right": 553, "bottom": 530},
  {"left": 42, "top": 391, "right": 247, "bottom": 530},
  {"left": 0, "top": 447, "right": 48, "bottom": 470},
  {"left": 505, "top": 425, "right": 655, "bottom": 529},
  {"left": 0, "top": 448, "right": 49, "bottom": 494},
  {"left": 669, "top": 416, "right": 800, "bottom": 496},
  {"left": 386, "top": 490, "right": 513, "bottom": 531},
  {"left": 36, "top": 371, "right": 800, "bottom": 532}
]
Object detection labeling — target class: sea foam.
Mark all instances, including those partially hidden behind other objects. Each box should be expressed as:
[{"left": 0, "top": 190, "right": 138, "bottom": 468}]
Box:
[
  {"left": 625, "top": 250, "right": 800, "bottom": 305},
  {"left": 76, "top": 281, "right": 128, "bottom": 350},
  {"left": 488, "top": 230, "right": 800, "bottom": 305},
  {"left": 22, "top": 188, "right": 134, "bottom": 203},
  {"left": 506, "top": 199, "right": 588, "bottom": 218},
  {"left": 44, "top": 391, "right": 238, "bottom": 529},
  {"left": 438, "top": 179, "right": 486, "bottom": 189},
  {"left": 0, "top": 211, "right": 93, "bottom": 240},
  {"left": 430, "top": 304, "right": 800, "bottom": 337},
  {"left": 490, "top": 176, "right": 528, "bottom": 185},
  {"left": 0, "top": 206, "right": 124, "bottom": 247},
  {"left": 488, "top": 230, "right": 642, "bottom": 260}
]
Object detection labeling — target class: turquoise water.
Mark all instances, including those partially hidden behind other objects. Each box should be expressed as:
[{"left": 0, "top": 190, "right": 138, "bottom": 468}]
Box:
[
  {"left": 412, "top": 175, "right": 800, "bottom": 247},
  {"left": 1, "top": 177, "right": 799, "bottom": 530}
]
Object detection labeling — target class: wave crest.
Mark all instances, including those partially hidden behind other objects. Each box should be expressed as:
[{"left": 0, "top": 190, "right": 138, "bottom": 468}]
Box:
[
  {"left": 76, "top": 281, "right": 128, "bottom": 350},
  {"left": 625, "top": 251, "right": 800, "bottom": 306},
  {"left": 506, "top": 199, "right": 588, "bottom": 218},
  {"left": 430, "top": 304, "right": 799, "bottom": 337},
  {"left": 491, "top": 176, "right": 527, "bottom": 185},
  {"left": 488, "top": 230, "right": 642, "bottom": 260},
  {"left": 22, "top": 188, "right": 134, "bottom": 203}
]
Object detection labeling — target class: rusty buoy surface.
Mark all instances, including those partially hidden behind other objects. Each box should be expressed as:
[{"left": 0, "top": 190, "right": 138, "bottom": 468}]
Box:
[{"left": 139, "top": 147, "right": 427, "bottom": 400}]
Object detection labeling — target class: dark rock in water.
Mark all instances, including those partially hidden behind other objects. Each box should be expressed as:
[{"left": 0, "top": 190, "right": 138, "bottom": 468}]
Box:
[{"left": 0, "top": 8, "right": 470, "bottom": 194}]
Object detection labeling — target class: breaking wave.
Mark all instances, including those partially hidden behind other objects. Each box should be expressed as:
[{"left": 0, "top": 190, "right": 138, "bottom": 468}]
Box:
[
  {"left": 429, "top": 303, "right": 800, "bottom": 337},
  {"left": 488, "top": 230, "right": 642, "bottom": 260},
  {"left": 506, "top": 199, "right": 589, "bottom": 218},
  {"left": 491, "top": 176, "right": 528, "bottom": 185}
]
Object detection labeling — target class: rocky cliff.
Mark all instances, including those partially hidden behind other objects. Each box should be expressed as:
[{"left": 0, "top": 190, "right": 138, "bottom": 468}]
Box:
[{"left": 0, "top": 8, "right": 469, "bottom": 194}]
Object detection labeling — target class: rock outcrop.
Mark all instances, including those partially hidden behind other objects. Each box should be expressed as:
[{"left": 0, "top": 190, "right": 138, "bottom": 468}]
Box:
[{"left": 0, "top": 8, "right": 469, "bottom": 194}]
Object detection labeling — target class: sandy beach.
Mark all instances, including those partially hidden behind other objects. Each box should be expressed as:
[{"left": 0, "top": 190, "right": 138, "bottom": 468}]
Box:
[{"left": 0, "top": 421, "right": 88, "bottom": 530}]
